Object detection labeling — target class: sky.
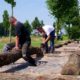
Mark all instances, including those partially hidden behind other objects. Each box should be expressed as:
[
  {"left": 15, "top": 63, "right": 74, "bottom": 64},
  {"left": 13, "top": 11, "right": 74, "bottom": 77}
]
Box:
[{"left": 0, "top": 0, "right": 55, "bottom": 25}]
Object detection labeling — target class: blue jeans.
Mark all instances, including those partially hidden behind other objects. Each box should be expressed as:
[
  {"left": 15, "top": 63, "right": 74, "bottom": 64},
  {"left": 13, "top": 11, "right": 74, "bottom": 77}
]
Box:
[
  {"left": 49, "top": 38, "right": 54, "bottom": 53},
  {"left": 49, "top": 30, "right": 55, "bottom": 53},
  {"left": 44, "top": 30, "right": 55, "bottom": 53}
]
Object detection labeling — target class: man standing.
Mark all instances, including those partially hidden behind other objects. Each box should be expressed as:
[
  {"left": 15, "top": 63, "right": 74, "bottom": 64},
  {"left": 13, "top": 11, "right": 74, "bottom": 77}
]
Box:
[
  {"left": 37, "top": 25, "right": 55, "bottom": 53},
  {"left": 9, "top": 17, "right": 36, "bottom": 66}
]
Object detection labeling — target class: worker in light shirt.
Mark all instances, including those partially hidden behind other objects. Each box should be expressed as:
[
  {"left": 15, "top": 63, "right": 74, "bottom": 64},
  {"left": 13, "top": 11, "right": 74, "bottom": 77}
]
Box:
[{"left": 37, "top": 25, "right": 55, "bottom": 53}]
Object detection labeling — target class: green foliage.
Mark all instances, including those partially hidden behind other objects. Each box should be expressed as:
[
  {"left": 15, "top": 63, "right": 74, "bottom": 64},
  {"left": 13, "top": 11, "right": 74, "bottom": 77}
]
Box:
[
  {"left": 64, "top": 6, "right": 79, "bottom": 26},
  {"left": 4, "top": 0, "right": 16, "bottom": 7},
  {"left": 46, "top": 0, "right": 78, "bottom": 19},
  {"left": 24, "top": 20, "right": 32, "bottom": 34},
  {"left": 4, "top": 0, "right": 16, "bottom": 42},
  {"left": 31, "top": 17, "right": 44, "bottom": 29},
  {"left": 70, "top": 26, "right": 80, "bottom": 39},
  {"left": 65, "top": 25, "right": 80, "bottom": 39},
  {"left": 71, "top": 16, "right": 80, "bottom": 26},
  {"left": 46, "top": 0, "right": 79, "bottom": 39},
  {"left": 40, "top": 20, "right": 44, "bottom": 26},
  {"left": 3, "top": 10, "right": 10, "bottom": 36}
]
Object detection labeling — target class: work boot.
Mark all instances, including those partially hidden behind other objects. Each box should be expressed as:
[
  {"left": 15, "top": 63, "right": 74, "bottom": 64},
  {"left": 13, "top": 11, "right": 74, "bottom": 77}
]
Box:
[
  {"left": 23, "top": 56, "right": 37, "bottom": 66},
  {"left": 28, "top": 59, "right": 37, "bottom": 66}
]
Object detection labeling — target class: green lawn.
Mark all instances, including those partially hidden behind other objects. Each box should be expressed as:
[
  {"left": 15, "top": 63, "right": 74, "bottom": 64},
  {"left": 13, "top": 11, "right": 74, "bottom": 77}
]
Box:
[
  {"left": 0, "top": 43, "right": 5, "bottom": 52},
  {"left": 0, "top": 36, "right": 42, "bottom": 52},
  {"left": 0, "top": 35, "right": 69, "bottom": 52},
  {"left": 31, "top": 35, "right": 42, "bottom": 47},
  {"left": 31, "top": 41, "right": 41, "bottom": 47}
]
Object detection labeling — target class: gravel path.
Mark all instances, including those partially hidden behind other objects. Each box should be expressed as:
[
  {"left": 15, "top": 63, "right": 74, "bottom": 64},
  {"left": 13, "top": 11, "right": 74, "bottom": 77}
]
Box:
[{"left": 0, "top": 42, "right": 80, "bottom": 80}]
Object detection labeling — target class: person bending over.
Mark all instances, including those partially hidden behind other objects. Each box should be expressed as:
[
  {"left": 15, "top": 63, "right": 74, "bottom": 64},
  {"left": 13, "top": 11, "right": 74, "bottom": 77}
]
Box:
[
  {"left": 9, "top": 16, "right": 36, "bottom": 66},
  {"left": 37, "top": 25, "right": 55, "bottom": 53}
]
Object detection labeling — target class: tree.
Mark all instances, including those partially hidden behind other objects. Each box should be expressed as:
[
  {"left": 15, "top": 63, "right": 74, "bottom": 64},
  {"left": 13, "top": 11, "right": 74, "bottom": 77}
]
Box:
[
  {"left": 40, "top": 20, "right": 44, "bottom": 26},
  {"left": 31, "top": 17, "right": 41, "bottom": 29},
  {"left": 0, "top": 23, "right": 4, "bottom": 36},
  {"left": 65, "top": 25, "right": 80, "bottom": 39},
  {"left": 46, "top": 0, "right": 78, "bottom": 19},
  {"left": 4, "top": 0, "right": 16, "bottom": 16},
  {"left": 65, "top": 15, "right": 80, "bottom": 39},
  {"left": 46, "top": 0, "right": 79, "bottom": 39},
  {"left": 4, "top": 0, "right": 16, "bottom": 42},
  {"left": 24, "top": 20, "right": 32, "bottom": 34},
  {"left": 3, "top": 10, "right": 10, "bottom": 36},
  {"left": 64, "top": 3, "right": 80, "bottom": 39}
]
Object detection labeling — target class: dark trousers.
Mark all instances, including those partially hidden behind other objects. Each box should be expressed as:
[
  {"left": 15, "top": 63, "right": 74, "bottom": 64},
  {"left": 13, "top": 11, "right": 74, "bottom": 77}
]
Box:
[
  {"left": 43, "top": 30, "right": 55, "bottom": 53},
  {"left": 49, "top": 30, "right": 55, "bottom": 53},
  {"left": 21, "top": 39, "right": 36, "bottom": 65},
  {"left": 49, "top": 38, "right": 54, "bottom": 53}
]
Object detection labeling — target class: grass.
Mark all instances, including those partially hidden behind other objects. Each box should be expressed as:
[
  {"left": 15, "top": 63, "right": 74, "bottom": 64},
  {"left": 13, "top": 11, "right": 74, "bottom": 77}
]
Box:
[
  {"left": 31, "top": 35, "right": 42, "bottom": 47},
  {"left": 0, "top": 36, "right": 42, "bottom": 52},
  {"left": 0, "top": 35, "right": 69, "bottom": 52},
  {"left": 0, "top": 37, "right": 15, "bottom": 52},
  {"left": 62, "top": 35, "right": 69, "bottom": 40}
]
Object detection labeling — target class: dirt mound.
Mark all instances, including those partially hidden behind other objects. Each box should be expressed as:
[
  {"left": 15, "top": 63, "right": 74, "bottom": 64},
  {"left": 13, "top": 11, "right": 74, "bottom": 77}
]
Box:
[{"left": 61, "top": 52, "right": 80, "bottom": 75}]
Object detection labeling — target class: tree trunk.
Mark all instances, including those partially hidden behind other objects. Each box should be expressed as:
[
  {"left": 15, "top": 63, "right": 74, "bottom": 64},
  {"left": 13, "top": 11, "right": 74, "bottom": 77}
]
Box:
[
  {"left": 9, "top": 6, "right": 13, "bottom": 43},
  {"left": 0, "top": 47, "right": 43, "bottom": 67}
]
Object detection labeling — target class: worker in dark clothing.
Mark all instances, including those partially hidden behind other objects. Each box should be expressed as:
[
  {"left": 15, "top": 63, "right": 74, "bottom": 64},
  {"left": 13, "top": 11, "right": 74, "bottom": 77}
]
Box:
[{"left": 9, "top": 16, "right": 36, "bottom": 66}]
